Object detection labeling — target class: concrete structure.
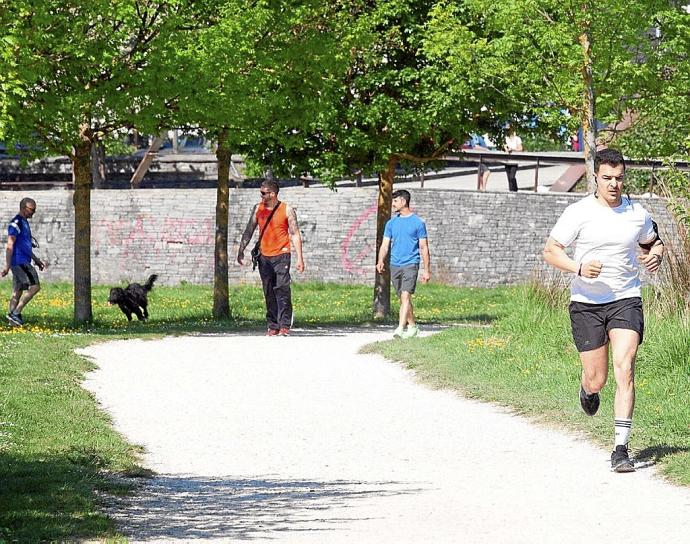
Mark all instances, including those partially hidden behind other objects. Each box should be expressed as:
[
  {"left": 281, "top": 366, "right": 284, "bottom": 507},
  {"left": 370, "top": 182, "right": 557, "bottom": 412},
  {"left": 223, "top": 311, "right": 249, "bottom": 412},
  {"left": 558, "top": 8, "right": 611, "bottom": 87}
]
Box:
[{"left": 0, "top": 187, "right": 674, "bottom": 287}]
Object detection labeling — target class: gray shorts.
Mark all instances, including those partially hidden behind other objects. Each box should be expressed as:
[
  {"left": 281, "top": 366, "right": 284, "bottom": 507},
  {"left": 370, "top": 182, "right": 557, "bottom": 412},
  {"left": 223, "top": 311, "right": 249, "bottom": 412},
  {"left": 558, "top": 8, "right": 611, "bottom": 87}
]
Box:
[
  {"left": 391, "top": 264, "right": 419, "bottom": 295},
  {"left": 11, "top": 264, "right": 40, "bottom": 291}
]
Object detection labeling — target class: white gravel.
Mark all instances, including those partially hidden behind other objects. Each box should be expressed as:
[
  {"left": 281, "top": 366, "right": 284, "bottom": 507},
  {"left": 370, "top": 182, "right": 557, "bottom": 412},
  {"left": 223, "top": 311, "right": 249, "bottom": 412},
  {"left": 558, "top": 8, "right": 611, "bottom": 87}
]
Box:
[{"left": 80, "top": 328, "right": 690, "bottom": 543}]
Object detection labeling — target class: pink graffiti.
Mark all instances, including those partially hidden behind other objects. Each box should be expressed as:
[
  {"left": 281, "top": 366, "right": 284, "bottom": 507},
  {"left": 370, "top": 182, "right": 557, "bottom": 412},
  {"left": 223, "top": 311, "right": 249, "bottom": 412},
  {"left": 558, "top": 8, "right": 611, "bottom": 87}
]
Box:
[
  {"left": 93, "top": 214, "right": 215, "bottom": 273},
  {"left": 340, "top": 201, "right": 378, "bottom": 275}
]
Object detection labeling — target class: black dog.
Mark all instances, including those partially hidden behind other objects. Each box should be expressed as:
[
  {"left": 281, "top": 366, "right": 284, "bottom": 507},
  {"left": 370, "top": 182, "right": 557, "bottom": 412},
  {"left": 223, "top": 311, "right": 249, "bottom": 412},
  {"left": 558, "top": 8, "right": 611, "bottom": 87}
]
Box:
[{"left": 108, "top": 274, "right": 158, "bottom": 321}]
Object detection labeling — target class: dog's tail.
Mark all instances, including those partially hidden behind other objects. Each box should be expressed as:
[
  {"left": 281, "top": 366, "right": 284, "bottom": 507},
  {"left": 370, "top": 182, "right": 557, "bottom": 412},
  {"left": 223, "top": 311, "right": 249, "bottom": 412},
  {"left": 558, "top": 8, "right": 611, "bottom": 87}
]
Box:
[{"left": 144, "top": 274, "right": 158, "bottom": 292}]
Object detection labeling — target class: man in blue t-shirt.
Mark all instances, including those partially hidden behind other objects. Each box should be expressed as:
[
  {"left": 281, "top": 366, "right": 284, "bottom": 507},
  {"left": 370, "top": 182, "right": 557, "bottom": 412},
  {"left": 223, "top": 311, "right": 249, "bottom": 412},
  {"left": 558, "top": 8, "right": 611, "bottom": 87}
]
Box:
[
  {"left": 1, "top": 197, "right": 46, "bottom": 326},
  {"left": 376, "top": 189, "right": 431, "bottom": 338}
]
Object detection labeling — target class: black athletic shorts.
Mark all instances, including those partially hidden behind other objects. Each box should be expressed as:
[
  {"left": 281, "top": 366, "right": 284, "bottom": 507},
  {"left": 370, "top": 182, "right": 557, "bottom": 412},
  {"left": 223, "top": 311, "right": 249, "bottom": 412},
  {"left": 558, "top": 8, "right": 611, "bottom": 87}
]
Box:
[
  {"left": 11, "top": 263, "right": 40, "bottom": 291},
  {"left": 568, "top": 297, "right": 644, "bottom": 352}
]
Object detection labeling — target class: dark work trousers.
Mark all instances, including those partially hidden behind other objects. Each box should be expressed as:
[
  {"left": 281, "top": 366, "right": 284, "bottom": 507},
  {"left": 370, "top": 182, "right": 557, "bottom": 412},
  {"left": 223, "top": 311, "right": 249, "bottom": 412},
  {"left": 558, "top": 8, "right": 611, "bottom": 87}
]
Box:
[
  {"left": 505, "top": 164, "right": 519, "bottom": 192},
  {"left": 258, "top": 253, "right": 293, "bottom": 330}
]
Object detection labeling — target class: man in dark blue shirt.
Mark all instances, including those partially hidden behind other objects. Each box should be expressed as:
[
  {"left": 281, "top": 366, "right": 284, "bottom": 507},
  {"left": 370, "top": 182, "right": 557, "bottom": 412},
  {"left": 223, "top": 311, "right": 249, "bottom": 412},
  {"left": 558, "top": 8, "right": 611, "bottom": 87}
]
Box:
[{"left": 1, "top": 198, "right": 46, "bottom": 326}]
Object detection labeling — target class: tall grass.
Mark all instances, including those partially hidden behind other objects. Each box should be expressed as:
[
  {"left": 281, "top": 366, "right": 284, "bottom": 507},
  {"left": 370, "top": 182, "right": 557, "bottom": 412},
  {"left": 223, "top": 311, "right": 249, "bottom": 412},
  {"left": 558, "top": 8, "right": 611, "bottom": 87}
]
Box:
[
  {"left": 526, "top": 266, "right": 570, "bottom": 311},
  {"left": 647, "top": 225, "right": 690, "bottom": 318},
  {"left": 651, "top": 169, "right": 690, "bottom": 318}
]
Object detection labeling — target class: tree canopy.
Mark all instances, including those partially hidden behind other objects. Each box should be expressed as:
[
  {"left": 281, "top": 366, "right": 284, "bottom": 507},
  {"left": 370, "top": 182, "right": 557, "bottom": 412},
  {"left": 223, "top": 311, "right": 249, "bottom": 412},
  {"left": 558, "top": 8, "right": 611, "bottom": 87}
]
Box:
[{"left": 616, "top": 6, "right": 690, "bottom": 159}]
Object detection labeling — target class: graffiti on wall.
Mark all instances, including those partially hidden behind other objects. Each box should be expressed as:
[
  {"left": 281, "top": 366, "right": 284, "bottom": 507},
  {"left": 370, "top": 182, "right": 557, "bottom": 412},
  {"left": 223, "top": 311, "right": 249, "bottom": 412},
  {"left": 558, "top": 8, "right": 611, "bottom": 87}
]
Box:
[
  {"left": 92, "top": 214, "right": 216, "bottom": 275},
  {"left": 340, "top": 202, "right": 378, "bottom": 276}
]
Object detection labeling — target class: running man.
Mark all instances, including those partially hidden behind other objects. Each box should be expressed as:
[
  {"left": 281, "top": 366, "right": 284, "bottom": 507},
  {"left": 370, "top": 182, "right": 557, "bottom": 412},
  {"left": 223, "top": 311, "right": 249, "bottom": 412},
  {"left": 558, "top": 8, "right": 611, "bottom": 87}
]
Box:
[
  {"left": 1, "top": 197, "right": 46, "bottom": 326},
  {"left": 543, "top": 148, "right": 664, "bottom": 472},
  {"left": 376, "top": 189, "right": 431, "bottom": 339}
]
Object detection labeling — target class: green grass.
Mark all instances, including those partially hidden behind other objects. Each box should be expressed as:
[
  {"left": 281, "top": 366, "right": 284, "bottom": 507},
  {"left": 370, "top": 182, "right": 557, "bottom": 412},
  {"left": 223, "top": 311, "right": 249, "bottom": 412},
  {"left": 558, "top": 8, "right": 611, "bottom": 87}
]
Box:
[
  {"left": 1, "top": 279, "right": 688, "bottom": 541},
  {"left": 0, "top": 334, "right": 139, "bottom": 543},
  {"left": 365, "top": 285, "right": 690, "bottom": 485}
]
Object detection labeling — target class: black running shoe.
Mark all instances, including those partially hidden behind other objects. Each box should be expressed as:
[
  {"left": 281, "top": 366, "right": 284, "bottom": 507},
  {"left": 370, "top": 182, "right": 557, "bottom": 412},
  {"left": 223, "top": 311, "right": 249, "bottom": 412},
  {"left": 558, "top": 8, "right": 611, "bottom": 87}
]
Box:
[
  {"left": 579, "top": 386, "right": 600, "bottom": 416},
  {"left": 6, "top": 312, "right": 23, "bottom": 326},
  {"left": 611, "top": 445, "right": 635, "bottom": 473}
]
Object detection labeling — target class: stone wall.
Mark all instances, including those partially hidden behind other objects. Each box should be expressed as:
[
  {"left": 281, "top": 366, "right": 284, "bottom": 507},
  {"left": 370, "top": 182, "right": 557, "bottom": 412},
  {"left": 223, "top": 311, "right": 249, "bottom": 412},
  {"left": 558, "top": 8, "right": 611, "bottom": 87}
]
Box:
[{"left": 0, "top": 188, "right": 676, "bottom": 287}]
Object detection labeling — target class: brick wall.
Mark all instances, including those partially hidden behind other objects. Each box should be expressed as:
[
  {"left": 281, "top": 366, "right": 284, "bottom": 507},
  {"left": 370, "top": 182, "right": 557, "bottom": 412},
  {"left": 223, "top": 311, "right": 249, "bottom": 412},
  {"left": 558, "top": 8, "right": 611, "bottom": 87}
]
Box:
[{"left": 0, "top": 188, "right": 675, "bottom": 286}]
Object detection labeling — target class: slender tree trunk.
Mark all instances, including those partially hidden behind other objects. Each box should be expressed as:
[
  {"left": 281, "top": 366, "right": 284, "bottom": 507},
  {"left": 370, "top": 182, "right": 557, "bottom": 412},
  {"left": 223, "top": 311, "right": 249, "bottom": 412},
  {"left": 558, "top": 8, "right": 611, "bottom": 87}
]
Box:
[
  {"left": 213, "top": 128, "right": 231, "bottom": 319},
  {"left": 373, "top": 155, "right": 397, "bottom": 319},
  {"left": 72, "top": 124, "right": 93, "bottom": 324},
  {"left": 579, "top": 9, "right": 597, "bottom": 192},
  {"left": 90, "top": 142, "right": 106, "bottom": 189}
]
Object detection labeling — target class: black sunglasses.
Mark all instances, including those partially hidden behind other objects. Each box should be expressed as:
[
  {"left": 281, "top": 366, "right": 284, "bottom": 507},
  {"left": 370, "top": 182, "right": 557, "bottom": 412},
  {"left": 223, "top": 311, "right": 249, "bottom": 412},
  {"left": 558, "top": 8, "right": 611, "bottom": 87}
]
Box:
[{"left": 259, "top": 190, "right": 272, "bottom": 195}]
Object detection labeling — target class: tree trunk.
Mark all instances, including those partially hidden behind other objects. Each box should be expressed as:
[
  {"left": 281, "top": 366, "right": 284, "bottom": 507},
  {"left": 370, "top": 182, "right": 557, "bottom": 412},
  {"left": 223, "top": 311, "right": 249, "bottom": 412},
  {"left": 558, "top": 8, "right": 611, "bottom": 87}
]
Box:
[
  {"left": 579, "top": 12, "right": 597, "bottom": 192},
  {"left": 373, "top": 155, "right": 396, "bottom": 319},
  {"left": 90, "top": 142, "right": 106, "bottom": 189},
  {"left": 213, "top": 128, "right": 231, "bottom": 319},
  {"left": 72, "top": 124, "right": 93, "bottom": 324}
]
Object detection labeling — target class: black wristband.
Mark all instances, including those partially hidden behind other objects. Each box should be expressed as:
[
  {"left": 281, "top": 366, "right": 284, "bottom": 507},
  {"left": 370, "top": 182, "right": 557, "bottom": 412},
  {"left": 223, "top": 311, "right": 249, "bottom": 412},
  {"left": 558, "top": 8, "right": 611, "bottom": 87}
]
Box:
[{"left": 577, "top": 263, "right": 583, "bottom": 276}]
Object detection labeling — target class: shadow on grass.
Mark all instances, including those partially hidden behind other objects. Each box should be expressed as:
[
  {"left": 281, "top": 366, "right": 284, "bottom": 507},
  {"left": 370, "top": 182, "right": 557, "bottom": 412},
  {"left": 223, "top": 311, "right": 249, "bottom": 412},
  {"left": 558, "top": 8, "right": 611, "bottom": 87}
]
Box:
[
  {"left": 0, "top": 452, "right": 131, "bottom": 542},
  {"left": 635, "top": 444, "right": 690, "bottom": 466},
  {"left": 103, "top": 475, "right": 424, "bottom": 541},
  {"left": 2, "top": 312, "right": 500, "bottom": 337}
]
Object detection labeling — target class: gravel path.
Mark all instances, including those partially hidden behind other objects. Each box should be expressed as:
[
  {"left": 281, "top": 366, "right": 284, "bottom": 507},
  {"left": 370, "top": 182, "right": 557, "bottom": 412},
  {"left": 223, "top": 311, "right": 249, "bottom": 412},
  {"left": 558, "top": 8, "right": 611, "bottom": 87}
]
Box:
[{"left": 80, "top": 328, "right": 690, "bottom": 543}]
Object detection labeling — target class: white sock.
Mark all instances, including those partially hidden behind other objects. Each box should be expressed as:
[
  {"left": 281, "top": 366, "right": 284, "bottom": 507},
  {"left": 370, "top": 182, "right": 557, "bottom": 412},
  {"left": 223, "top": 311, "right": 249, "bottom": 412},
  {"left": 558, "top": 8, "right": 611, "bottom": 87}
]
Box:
[{"left": 614, "top": 418, "right": 633, "bottom": 447}]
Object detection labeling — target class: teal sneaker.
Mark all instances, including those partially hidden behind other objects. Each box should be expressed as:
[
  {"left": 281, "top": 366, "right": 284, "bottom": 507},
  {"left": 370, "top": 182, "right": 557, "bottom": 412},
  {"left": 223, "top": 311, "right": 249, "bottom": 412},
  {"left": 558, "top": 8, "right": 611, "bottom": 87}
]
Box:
[
  {"left": 402, "top": 325, "right": 419, "bottom": 338},
  {"left": 393, "top": 326, "right": 404, "bottom": 338}
]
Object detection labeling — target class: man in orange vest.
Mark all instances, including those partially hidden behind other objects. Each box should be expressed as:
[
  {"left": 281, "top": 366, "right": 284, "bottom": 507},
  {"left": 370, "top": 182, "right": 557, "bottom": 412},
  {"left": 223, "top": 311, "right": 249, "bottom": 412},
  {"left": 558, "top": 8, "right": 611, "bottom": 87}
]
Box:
[{"left": 237, "top": 180, "right": 305, "bottom": 336}]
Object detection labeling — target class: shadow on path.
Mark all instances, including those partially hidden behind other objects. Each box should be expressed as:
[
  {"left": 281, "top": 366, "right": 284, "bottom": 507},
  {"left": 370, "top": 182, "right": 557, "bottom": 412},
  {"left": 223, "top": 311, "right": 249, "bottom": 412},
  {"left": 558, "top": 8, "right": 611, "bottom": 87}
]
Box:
[
  {"left": 182, "top": 321, "right": 494, "bottom": 339},
  {"left": 106, "top": 476, "right": 424, "bottom": 541}
]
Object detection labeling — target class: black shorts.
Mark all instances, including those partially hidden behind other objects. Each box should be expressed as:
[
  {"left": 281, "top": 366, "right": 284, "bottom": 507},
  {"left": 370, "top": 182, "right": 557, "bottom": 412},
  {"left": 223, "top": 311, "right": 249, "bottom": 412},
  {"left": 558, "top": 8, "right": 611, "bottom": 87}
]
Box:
[
  {"left": 11, "top": 264, "right": 40, "bottom": 291},
  {"left": 568, "top": 297, "right": 644, "bottom": 352}
]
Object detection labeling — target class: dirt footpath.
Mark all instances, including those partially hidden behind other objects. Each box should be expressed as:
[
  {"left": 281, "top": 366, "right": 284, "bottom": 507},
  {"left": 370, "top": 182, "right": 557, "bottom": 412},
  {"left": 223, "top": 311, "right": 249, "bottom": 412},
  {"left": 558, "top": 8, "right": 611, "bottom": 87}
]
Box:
[{"left": 80, "top": 329, "right": 690, "bottom": 543}]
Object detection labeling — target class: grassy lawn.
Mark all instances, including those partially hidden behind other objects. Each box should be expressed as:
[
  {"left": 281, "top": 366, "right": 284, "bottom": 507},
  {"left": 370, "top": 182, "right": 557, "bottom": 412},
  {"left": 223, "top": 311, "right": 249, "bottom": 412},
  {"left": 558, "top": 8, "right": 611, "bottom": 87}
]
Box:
[{"left": 0, "top": 279, "right": 688, "bottom": 541}]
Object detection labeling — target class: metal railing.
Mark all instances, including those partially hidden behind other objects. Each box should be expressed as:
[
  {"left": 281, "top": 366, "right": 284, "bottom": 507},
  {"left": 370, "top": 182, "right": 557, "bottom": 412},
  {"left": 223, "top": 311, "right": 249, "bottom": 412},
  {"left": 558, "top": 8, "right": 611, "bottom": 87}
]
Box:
[{"left": 447, "top": 149, "right": 690, "bottom": 192}]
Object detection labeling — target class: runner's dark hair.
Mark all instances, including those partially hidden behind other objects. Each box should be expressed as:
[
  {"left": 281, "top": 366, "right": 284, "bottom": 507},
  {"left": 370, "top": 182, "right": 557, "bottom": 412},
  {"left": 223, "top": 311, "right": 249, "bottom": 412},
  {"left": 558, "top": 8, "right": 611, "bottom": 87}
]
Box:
[{"left": 594, "top": 148, "right": 625, "bottom": 173}]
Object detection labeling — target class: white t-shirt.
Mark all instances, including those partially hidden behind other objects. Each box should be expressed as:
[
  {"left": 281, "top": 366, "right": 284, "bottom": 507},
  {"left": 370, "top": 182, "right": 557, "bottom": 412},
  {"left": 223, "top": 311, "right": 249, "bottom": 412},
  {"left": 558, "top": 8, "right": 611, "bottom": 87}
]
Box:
[
  {"left": 504, "top": 134, "right": 522, "bottom": 151},
  {"left": 549, "top": 194, "right": 656, "bottom": 304},
  {"left": 504, "top": 134, "right": 522, "bottom": 164}
]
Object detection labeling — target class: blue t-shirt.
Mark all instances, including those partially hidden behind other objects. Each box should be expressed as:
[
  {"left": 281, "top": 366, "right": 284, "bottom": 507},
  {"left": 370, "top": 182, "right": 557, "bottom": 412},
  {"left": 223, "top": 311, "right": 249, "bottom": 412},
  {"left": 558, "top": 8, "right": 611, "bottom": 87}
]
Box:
[
  {"left": 8, "top": 214, "right": 33, "bottom": 266},
  {"left": 383, "top": 213, "right": 427, "bottom": 267}
]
